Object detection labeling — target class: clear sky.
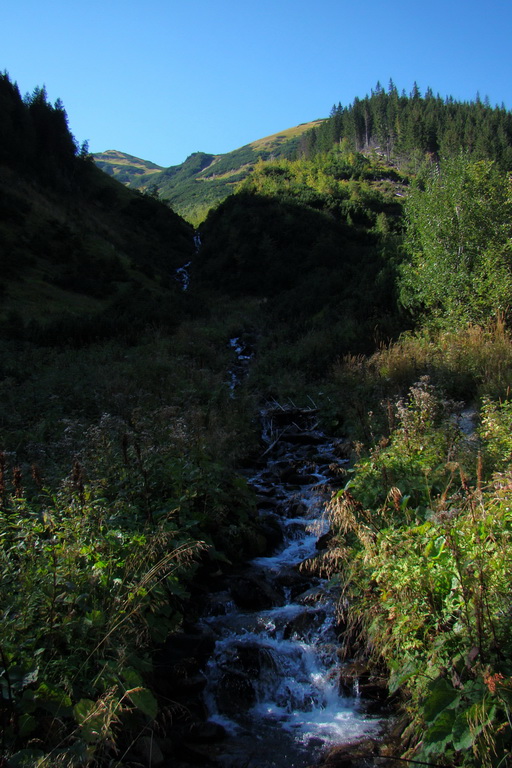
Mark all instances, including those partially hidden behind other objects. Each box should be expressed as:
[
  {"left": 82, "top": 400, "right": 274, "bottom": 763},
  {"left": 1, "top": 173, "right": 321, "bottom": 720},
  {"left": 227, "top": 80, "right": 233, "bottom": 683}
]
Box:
[{"left": 2, "top": 0, "right": 512, "bottom": 167}]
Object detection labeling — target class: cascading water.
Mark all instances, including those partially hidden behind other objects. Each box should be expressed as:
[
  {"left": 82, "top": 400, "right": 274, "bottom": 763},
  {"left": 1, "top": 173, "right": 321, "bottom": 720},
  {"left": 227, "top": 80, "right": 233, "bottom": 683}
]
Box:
[
  {"left": 175, "top": 232, "right": 201, "bottom": 291},
  {"left": 198, "top": 406, "right": 382, "bottom": 768},
  {"left": 228, "top": 337, "right": 253, "bottom": 392},
  {"left": 175, "top": 260, "right": 192, "bottom": 291}
]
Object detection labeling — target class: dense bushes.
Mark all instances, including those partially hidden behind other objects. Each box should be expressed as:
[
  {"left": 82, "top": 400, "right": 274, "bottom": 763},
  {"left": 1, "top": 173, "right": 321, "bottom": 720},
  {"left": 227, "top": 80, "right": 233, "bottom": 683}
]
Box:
[
  {"left": 400, "top": 154, "right": 512, "bottom": 327},
  {"left": 323, "top": 355, "right": 512, "bottom": 766},
  {"left": 0, "top": 473, "right": 198, "bottom": 765}
]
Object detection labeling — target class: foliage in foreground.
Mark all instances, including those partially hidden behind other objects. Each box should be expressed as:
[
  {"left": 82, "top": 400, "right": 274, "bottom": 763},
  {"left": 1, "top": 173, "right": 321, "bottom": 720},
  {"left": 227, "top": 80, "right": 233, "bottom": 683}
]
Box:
[
  {"left": 325, "top": 377, "right": 512, "bottom": 766},
  {"left": 0, "top": 409, "right": 258, "bottom": 765},
  {"left": 0, "top": 410, "right": 257, "bottom": 766},
  {"left": 0, "top": 478, "right": 196, "bottom": 766},
  {"left": 0, "top": 321, "right": 260, "bottom": 766}
]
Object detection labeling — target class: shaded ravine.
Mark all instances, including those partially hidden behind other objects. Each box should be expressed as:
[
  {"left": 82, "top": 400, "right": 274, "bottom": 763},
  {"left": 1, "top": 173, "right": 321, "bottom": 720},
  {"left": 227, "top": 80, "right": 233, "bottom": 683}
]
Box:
[{"left": 193, "top": 405, "right": 383, "bottom": 768}]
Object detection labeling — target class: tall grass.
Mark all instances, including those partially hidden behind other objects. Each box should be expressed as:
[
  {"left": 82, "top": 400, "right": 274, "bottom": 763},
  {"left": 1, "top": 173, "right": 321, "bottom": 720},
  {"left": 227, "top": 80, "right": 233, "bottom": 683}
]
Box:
[{"left": 329, "top": 319, "right": 512, "bottom": 442}]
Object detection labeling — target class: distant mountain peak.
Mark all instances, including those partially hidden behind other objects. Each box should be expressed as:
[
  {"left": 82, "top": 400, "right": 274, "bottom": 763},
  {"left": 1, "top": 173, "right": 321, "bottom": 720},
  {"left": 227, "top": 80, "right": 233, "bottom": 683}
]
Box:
[{"left": 93, "top": 119, "right": 326, "bottom": 225}]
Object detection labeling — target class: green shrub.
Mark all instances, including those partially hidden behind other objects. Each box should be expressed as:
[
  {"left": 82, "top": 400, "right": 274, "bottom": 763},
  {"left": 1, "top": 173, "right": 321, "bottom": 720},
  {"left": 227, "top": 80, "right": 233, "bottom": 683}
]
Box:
[
  {"left": 0, "top": 470, "right": 199, "bottom": 764},
  {"left": 323, "top": 380, "right": 512, "bottom": 766}
]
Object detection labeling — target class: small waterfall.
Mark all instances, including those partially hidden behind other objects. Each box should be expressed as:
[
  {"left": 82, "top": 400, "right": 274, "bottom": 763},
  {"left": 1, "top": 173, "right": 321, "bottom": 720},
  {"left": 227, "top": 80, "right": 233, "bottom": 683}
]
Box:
[
  {"left": 175, "top": 260, "right": 192, "bottom": 291},
  {"left": 228, "top": 335, "right": 254, "bottom": 392},
  {"left": 175, "top": 233, "right": 200, "bottom": 291},
  {"left": 199, "top": 406, "right": 382, "bottom": 768}
]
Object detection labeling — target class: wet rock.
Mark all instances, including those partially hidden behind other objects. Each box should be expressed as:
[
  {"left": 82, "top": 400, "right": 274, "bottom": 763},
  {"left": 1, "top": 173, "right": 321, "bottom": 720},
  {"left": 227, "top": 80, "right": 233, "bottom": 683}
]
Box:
[
  {"left": 229, "top": 574, "right": 285, "bottom": 610},
  {"left": 357, "top": 681, "right": 392, "bottom": 714},
  {"left": 184, "top": 720, "right": 227, "bottom": 743},
  {"left": 231, "top": 641, "right": 277, "bottom": 679},
  {"left": 256, "top": 495, "right": 281, "bottom": 510},
  {"left": 283, "top": 608, "right": 329, "bottom": 640},
  {"left": 280, "top": 468, "right": 318, "bottom": 485},
  {"left": 174, "top": 741, "right": 221, "bottom": 764},
  {"left": 283, "top": 430, "right": 326, "bottom": 445},
  {"left": 203, "top": 591, "right": 236, "bottom": 617},
  {"left": 264, "top": 405, "right": 319, "bottom": 427},
  {"left": 152, "top": 629, "right": 216, "bottom": 700},
  {"left": 284, "top": 521, "right": 307, "bottom": 538},
  {"left": 273, "top": 568, "right": 312, "bottom": 596},
  {"left": 284, "top": 499, "right": 308, "bottom": 517},
  {"left": 313, "top": 738, "right": 381, "bottom": 768},
  {"left": 172, "top": 673, "right": 208, "bottom": 696},
  {"left": 216, "top": 670, "right": 256, "bottom": 714},
  {"left": 338, "top": 662, "right": 391, "bottom": 713},
  {"left": 316, "top": 530, "right": 334, "bottom": 550},
  {"left": 256, "top": 514, "right": 284, "bottom": 554},
  {"left": 254, "top": 484, "right": 281, "bottom": 498},
  {"left": 157, "top": 629, "right": 216, "bottom": 667},
  {"left": 296, "top": 586, "right": 332, "bottom": 605},
  {"left": 333, "top": 439, "right": 354, "bottom": 461}
]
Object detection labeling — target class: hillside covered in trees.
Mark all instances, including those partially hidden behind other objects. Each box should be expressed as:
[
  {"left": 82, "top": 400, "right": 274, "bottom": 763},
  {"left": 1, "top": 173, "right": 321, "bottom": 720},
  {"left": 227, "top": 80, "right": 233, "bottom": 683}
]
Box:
[
  {"left": 94, "top": 81, "right": 512, "bottom": 227},
  {"left": 2, "top": 70, "right": 512, "bottom": 768},
  {"left": 0, "top": 72, "right": 195, "bottom": 345},
  {"left": 301, "top": 79, "right": 512, "bottom": 168}
]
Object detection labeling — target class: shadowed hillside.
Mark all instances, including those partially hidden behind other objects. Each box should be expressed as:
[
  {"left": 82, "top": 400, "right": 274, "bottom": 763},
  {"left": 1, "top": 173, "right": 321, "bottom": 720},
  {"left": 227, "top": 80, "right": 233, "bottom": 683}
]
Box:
[{"left": 0, "top": 72, "right": 195, "bottom": 345}]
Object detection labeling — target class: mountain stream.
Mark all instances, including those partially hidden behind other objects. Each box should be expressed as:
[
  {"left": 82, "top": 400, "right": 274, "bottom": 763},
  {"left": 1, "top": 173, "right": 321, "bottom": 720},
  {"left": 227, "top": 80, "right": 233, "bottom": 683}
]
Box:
[{"left": 196, "top": 404, "right": 382, "bottom": 768}]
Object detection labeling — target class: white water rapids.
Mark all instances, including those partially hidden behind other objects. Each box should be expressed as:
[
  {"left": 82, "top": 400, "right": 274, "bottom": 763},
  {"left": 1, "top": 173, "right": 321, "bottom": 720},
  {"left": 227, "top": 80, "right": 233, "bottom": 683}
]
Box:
[{"left": 198, "top": 410, "right": 381, "bottom": 768}]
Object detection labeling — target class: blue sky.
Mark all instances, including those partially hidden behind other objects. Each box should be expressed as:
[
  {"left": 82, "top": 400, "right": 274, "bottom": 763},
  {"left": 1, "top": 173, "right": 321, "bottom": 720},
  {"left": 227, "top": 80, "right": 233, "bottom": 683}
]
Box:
[{"left": 2, "top": 0, "right": 512, "bottom": 167}]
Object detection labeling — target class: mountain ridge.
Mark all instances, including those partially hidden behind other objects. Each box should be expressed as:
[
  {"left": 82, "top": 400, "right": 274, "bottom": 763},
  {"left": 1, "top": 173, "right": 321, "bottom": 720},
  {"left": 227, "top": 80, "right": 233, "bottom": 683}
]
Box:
[{"left": 93, "top": 119, "right": 326, "bottom": 224}]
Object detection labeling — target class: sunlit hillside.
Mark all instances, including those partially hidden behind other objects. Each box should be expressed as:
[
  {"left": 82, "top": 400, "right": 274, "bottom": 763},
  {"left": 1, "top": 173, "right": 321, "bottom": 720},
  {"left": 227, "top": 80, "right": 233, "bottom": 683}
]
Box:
[{"left": 93, "top": 119, "right": 326, "bottom": 224}]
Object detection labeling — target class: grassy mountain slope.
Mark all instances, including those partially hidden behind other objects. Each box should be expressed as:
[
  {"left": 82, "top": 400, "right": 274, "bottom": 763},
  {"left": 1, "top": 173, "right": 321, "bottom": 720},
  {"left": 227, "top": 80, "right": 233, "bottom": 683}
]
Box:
[
  {"left": 1, "top": 165, "right": 195, "bottom": 342},
  {"left": 94, "top": 149, "right": 164, "bottom": 184},
  {"left": 93, "top": 120, "right": 325, "bottom": 225}
]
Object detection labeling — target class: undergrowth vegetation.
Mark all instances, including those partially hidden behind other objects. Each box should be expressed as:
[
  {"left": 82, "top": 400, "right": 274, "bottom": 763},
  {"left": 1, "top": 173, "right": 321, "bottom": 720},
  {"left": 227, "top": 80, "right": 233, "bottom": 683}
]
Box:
[
  {"left": 0, "top": 475, "right": 199, "bottom": 766},
  {"left": 322, "top": 326, "right": 512, "bottom": 767},
  {"left": 328, "top": 319, "right": 512, "bottom": 441},
  {"left": 0, "top": 322, "right": 260, "bottom": 767}
]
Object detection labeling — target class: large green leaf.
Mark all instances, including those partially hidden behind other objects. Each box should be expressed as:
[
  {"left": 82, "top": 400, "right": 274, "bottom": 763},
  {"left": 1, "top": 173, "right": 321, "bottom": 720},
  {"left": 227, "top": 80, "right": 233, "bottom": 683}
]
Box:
[
  {"left": 73, "top": 697, "right": 106, "bottom": 744},
  {"left": 34, "top": 682, "right": 72, "bottom": 715},
  {"left": 452, "top": 709, "right": 474, "bottom": 752},
  {"left": 423, "top": 677, "right": 459, "bottom": 724},
  {"left": 389, "top": 659, "right": 418, "bottom": 694},
  {"left": 127, "top": 686, "right": 158, "bottom": 719},
  {"left": 121, "top": 666, "right": 158, "bottom": 719},
  {"left": 18, "top": 713, "right": 38, "bottom": 737},
  {"left": 9, "top": 749, "right": 45, "bottom": 767},
  {"left": 424, "top": 708, "right": 456, "bottom": 753}
]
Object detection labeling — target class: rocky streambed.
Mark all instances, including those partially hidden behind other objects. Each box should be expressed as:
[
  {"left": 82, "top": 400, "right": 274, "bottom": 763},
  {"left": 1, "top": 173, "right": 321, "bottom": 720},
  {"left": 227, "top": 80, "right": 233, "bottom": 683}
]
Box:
[{"left": 145, "top": 405, "right": 394, "bottom": 768}]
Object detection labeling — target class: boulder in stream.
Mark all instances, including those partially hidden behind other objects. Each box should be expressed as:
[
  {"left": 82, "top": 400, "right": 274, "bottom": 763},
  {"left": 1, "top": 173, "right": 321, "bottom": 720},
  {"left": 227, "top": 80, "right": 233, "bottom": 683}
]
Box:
[
  {"left": 229, "top": 573, "right": 285, "bottom": 610},
  {"left": 216, "top": 669, "right": 256, "bottom": 714}
]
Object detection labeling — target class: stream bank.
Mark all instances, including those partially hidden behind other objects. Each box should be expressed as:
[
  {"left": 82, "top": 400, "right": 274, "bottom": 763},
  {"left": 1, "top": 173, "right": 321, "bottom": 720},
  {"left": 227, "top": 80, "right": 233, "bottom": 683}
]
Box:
[{"left": 134, "top": 404, "right": 397, "bottom": 768}]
